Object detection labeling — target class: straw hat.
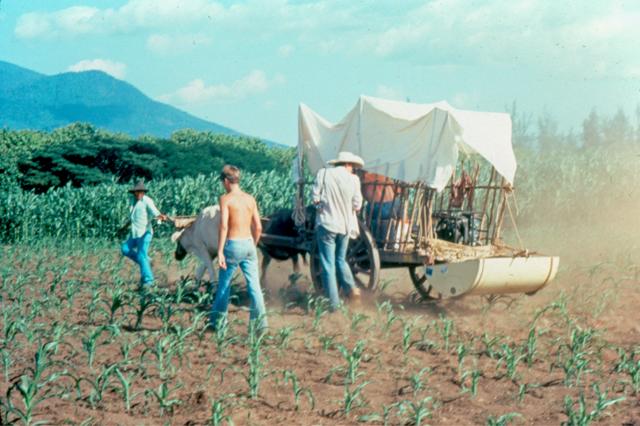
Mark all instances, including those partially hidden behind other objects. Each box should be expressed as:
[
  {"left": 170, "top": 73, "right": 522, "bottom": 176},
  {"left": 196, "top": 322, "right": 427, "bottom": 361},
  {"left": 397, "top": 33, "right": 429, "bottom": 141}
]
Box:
[
  {"left": 128, "top": 180, "right": 148, "bottom": 193},
  {"left": 327, "top": 151, "right": 365, "bottom": 168}
]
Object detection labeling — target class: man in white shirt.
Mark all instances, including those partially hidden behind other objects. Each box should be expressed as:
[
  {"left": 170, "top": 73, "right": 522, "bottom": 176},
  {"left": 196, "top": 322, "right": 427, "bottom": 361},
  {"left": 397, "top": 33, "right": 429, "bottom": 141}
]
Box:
[
  {"left": 312, "top": 151, "right": 364, "bottom": 310},
  {"left": 120, "top": 181, "right": 167, "bottom": 288}
]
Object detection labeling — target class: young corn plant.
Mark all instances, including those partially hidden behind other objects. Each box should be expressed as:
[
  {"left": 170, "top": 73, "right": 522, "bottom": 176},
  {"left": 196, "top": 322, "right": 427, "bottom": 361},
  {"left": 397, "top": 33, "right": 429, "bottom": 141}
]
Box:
[
  {"left": 132, "top": 293, "right": 157, "bottom": 329},
  {"left": 350, "top": 312, "right": 369, "bottom": 332},
  {"left": 415, "top": 322, "right": 436, "bottom": 352},
  {"left": 398, "top": 397, "right": 433, "bottom": 426},
  {"left": 486, "top": 413, "right": 521, "bottom": 426},
  {"left": 559, "top": 327, "right": 595, "bottom": 387},
  {"left": 87, "top": 286, "right": 102, "bottom": 323},
  {"left": 64, "top": 279, "right": 79, "bottom": 309},
  {"left": 623, "top": 359, "right": 640, "bottom": 395},
  {"left": 47, "top": 265, "right": 69, "bottom": 295},
  {"left": 1, "top": 349, "right": 12, "bottom": 383},
  {"left": 308, "top": 297, "right": 330, "bottom": 331},
  {"left": 562, "top": 384, "right": 625, "bottom": 426},
  {"left": 74, "top": 363, "right": 118, "bottom": 409},
  {"left": 209, "top": 394, "right": 236, "bottom": 426},
  {"left": 3, "top": 374, "right": 56, "bottom": 426},
  {"left": 99, "top": 285, "right": 129, "bottom": 325},
  {"left": 146, "top": 381, "right": 183, "bottom": 416},
  {"left": 114, "top": 367, "right": 143, "bottom": 412},
  {"left": 457, "top": 342, "right": 468, "bottom": 377},
  {"left": 358, "top": 403, "right": 399, "bottom": 425},
  {"left": 343, "top": 381, "right": 369, "bottom": 415},
  {"left": 318, "top": 333, "right": 337, "bottom": 353},
  {"left": 81, "top": 327, "right": 107, "bottom": 370},
  {"left": 276, "top": 326, "right": 295, "bottom": 351},
  {"left": 245, "top": 324, "right": 268, "bottom": 399},
  {"left": 378, "top": 301, "right": 399, "bottom": 336},
  {"left": 461, "top": 368, "right": 482, "bottom": 396},
  {"left": 337, "top": 340, "right": 367, "bottom": 384},
  {"left": 156, "top": 296, "right": 180, "bottom": 332},
  {"left": 524, "top": 326, "right": 538, "bottom": 367},
  {"left": 517, "top": 382, "right": 542, "bottom": 404},
  {"left": 399, "top": 319, "right": 417, "bottom": 355},
  {"left": 141, "top": 336, "right": 178, "bottom": 379},
  {"left": 2, "top": 341, "right": 63, "bottom": 426},
  {"left": 169, "top": 315, "right": 203, "bottom": 359},
  {"left": 213, "top": 317, "right": 238, "bottom": 355},
  {"left": 436, "top": 314, "right": 454, "bottom": 352},
  {"left": 496, "top": 343, "right": 525, "bottom": 381},
  {"left": 481, "top": 333, "right": 504, "bottom": 359},
  {"left": 408, "top": 367, "right": 431, "bottom": 396},
  {"left": 282, "top": 370, "right": 315, "bottom": 411}
]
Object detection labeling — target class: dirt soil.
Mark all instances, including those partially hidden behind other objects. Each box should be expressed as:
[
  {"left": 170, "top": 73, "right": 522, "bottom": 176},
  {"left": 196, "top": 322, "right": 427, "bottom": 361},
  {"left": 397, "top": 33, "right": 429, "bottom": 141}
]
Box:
[{"left": 1, "top": 214, "right": 640, "bottom": 425}]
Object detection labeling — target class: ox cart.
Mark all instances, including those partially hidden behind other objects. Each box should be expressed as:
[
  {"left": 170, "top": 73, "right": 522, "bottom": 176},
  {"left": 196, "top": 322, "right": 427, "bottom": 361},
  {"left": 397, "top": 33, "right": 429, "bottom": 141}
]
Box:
[{"left": 260, "top": 96, "right": 559, "bottom": 300}]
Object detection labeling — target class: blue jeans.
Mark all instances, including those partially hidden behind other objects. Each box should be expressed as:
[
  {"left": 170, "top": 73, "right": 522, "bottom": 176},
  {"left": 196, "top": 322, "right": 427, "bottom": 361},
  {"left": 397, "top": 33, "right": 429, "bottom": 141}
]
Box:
[
  {"left": 316, "top": 225, "right": 357, "bottom": 310},
  {"left": 371, "top": 200, "right": 401, "bottom": 221},
  {"left": 210, "top": 239, "right": 267, "bottom": 331},
  {"left": 121, "top": 231, "right": 154, "bottom": 287}
]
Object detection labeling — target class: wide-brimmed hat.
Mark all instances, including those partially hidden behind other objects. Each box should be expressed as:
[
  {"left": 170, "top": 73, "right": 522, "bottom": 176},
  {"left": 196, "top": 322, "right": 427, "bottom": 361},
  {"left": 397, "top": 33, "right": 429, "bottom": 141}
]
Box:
[
  {"left": 327, "top": 151, "right": 365, "bottom": 168},
  {"left": 128, "top": 180, "right": 148, "bottom": 193}
]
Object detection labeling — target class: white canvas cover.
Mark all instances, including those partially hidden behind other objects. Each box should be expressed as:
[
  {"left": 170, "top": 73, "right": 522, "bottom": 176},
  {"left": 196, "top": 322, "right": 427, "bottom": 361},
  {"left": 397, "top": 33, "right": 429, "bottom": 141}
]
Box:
[{"left": 298, "top": 96, "right": 516, "bottom": 191}]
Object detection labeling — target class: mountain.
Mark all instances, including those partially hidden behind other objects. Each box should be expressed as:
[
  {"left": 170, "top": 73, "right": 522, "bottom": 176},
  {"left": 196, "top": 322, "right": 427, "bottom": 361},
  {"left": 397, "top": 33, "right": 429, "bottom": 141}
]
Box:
[{"left": 0, "top": 60, "right": 244, "bottom": 139}]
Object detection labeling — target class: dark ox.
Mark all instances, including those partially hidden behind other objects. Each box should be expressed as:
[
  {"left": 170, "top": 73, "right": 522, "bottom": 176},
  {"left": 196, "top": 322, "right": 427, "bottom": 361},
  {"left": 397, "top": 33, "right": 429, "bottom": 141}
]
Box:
[{"left": 259, "top": 207, "right": 315, "bottom": 285}]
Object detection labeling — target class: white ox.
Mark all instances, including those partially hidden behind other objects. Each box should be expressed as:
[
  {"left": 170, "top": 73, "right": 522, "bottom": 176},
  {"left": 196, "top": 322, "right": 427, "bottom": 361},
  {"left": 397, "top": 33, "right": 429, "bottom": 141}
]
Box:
[
  {"left": 171, "top": 205, "right": 300, "bottom": 290},
  {"left": 171, "top": 206, "right": 220, "bottom": 283}
]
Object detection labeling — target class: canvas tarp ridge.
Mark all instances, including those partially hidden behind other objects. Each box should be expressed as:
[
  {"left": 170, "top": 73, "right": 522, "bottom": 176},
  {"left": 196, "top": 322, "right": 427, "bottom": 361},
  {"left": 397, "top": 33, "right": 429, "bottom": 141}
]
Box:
[{"left": 297, "top": 95, "right": 516, "bottom": 191}]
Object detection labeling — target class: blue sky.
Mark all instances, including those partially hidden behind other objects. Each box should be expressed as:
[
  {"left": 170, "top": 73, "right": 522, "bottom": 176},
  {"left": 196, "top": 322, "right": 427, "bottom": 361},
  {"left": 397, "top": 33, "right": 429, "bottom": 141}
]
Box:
[{"left": 1, "top": 0, "right": 639, "bottom": 145}]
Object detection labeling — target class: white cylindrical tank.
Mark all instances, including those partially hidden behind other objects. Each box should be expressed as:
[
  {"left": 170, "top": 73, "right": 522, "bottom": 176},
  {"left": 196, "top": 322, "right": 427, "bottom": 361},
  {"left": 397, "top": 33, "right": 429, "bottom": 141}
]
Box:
[{"left": 426, "top": 256, "right": 560, "bottom": 298}]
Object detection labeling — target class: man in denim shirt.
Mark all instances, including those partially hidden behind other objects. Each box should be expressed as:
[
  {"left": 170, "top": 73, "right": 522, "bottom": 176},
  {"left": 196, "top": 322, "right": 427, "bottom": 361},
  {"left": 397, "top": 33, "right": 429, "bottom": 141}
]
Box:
[
  {"left": 121, "top": 181, "right": 167, "bottom": 288},
  {"left": 312, "top": 152, "right": 364, "bottom": 310},
  {"left": 210, "top": 165, "right": 267, "bottom": 332}
]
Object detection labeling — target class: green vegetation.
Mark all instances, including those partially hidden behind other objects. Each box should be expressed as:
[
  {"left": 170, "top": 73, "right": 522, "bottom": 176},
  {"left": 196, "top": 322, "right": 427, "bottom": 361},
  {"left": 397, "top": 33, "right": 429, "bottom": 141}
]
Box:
[
  {"left": 0, "top": 169, "right": 294, "bottom": 243},
  {"left": 0, "top": 109, "right": 638, "bottom": 423},
  {"left": 1, "top": 124, "right": 292, "bottom": 193}
]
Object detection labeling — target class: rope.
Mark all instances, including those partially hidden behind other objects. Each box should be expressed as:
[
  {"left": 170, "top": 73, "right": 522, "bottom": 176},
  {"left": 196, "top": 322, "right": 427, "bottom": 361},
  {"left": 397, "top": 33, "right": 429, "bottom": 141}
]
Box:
[
  {"left": 293, "top": 195, "right": 305, "bottom": 227},
  {"left": 505, "top": 192, "right": 525, "bottom": 251}
]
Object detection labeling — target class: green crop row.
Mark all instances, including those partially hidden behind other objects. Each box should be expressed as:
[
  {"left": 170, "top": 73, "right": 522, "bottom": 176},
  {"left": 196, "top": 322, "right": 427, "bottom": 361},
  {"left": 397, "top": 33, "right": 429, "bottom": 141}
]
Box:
[
  {"left": 0, "top": 170, "right": 295, "bottom": 243},
  {"left": 1, "top": 142, "right": 637, "bottom": 244}
]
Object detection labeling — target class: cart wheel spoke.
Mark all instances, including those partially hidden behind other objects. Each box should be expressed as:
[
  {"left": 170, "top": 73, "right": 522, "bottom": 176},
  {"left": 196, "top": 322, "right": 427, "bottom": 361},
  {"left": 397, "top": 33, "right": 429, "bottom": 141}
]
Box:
[
  {"left": 351, "top": 254, "right": 370, "bottom": 263},
  {"left": 353, "top": 265, "right": 370, "bottom": 275},
  {"left": 409, "top": 265, "right": 439, "bottom": 300}
]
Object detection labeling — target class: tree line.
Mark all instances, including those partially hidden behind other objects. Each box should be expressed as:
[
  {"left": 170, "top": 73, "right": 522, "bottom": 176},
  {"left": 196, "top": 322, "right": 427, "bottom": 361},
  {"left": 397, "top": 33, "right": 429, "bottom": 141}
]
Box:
[
  {"left": 0, "top": 123, "right": 295, "bottom": 193},
  {"left": 509, "top": 103, "right": 640, "bottom": 149},
  {"left": 1, "top": 104, "right": 638, "bottom": 195}
]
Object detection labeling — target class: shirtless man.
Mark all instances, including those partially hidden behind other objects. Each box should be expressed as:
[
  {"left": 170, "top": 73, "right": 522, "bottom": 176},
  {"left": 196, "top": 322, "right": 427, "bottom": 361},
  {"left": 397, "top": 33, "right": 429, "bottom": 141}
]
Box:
[
  {"left": 361, "top": 171, "right": 402, "bottom": 221},
  {"left": 210, "top": 165, "right": 267, "bottom": 332}
]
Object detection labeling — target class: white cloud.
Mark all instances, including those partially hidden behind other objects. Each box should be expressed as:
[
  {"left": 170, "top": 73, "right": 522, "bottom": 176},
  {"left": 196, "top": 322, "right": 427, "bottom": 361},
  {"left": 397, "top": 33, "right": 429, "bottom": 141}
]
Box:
[
  {"left": 159, "top": 70, "right": 285, "bottom": 104},
  {"left": 15, "top": 12, "right": 54, "bottom": 39},
  {"left": 68, "top": 59, "right": 127, "bottom": 79},
  {"left": 278, "top": 44, "right": 294, "bottom": 58},
  {"left": 14, "top": 0, "right": 363, "bottom": 39},
  {"left": 15, "top": 6, "right": 104, "bottom": 39},
  {"left": 14, "top": 1, "right": 640, "bottom": 80},
  {"left": 352, "top": 1, "right": 640, "bottom": 78},
  {"left": 146, "top": 33, "right": 212, "bottom": 55},
  {"left": 15, "top": 0, "right": 225, "bottom": 39}
]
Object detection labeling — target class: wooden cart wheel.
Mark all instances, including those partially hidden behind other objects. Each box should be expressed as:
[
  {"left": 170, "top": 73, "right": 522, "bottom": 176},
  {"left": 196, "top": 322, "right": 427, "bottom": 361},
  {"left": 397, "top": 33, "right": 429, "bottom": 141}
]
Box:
[
  {"left": 310, "top": 223, "right": 381, "bottom": 293},
  {"left": 408, "top": 265, "right": 441, "bottom": 300}
]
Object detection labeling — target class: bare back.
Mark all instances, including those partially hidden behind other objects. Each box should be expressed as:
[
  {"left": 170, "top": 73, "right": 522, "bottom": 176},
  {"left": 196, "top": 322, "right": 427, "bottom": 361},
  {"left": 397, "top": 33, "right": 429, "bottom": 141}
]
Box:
[
  {"left": 362, "top": 172, "right": 399, "bottom": 203},
  {"left": 222, "top": 190, "right": 258, "bottom": 240}
]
